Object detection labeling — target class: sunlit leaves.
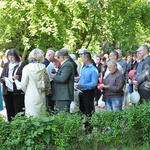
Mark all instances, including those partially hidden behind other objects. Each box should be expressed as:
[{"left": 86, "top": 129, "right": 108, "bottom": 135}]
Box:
[{"left": 0, "top": 0, "right": 149, "bottom": 57}]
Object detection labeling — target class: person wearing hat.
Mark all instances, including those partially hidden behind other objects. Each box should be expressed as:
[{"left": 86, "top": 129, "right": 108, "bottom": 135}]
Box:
[
  {"left": 79, "top": 48, "right": 87, "bottom": 55},
  {"left": 79, "top": 48, "right": 96, "bottom": 68},
  {"left": 50, "top": 48, "right": 74, "bottom": 112},
  {"left": 133, "top": 44, "right": 150, "bottom": 103},
  {"left": 75, "top": 48, "right": 96, "bottom": 83}
]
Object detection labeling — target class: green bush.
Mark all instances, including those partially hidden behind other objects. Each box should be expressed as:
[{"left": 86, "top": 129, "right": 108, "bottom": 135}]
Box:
[
  {"left": 90, "top": 102, "right": 150, "bottom": 149},
  {"left": 0, "top": 102, "right": 150, "bottom": 150}
]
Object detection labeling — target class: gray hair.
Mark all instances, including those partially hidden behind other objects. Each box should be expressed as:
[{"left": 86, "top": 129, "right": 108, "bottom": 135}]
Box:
[
  {"left": 28, "top": 48, "right": 44, "bottom": 62},
  {"left": 140, "top": 44, "right": 149, "bottom": 52},
  {"left": 46, "top": 49, "right": 55, "bottom": 55},
  {"left": 115, "top": 49, "right": 122, "bottom": 56},
  {"left": 107, "top": 60, "right": 117, "bottom": 67}
]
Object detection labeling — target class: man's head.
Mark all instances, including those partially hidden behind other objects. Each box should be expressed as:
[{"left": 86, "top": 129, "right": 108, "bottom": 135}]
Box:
[
  {"left": 45, "top": 49, "right": 55, "bottom": 61},
  {"left": 107, "top": 60, "right": 117, "bottom": 74},
  {"left": 115, "top": 49, "right": 122, "bottom": 59},
  {"left": 137, "top": 44, "right": 149, "bottom": 59},
  {"left": 82, "top": 52, "right": 92, "bottom": 65},
  {"left": 57, "top": 48, "right": 69, "bottom": 63},
  {"left": 78, "top": 48, "right": 87, "bottom": 60},
  {"left": 109, "top": 51, "right": 119, "bottom": 62}
]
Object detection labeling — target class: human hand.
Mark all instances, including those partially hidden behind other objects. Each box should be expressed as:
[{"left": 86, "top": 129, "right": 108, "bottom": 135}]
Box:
[
  {"left": 74, "top": 76, "right": 80, "bottom": 82},
  {"left": 128, "top": 79, "right": 132, "bottom": 84},
  {"left": 75, "top": 84, "right": 82, "bottom": 90},
  {"left": 1, "top": 77, "right": 5, "bottom": 81},
  {"left": 133, "top": 80, "right": 138, "bottom": 90},
  {"left": 13, "top": 75, "right": 19, "bottom": 80},
  {"left": 98, "top": 84, "right": 109, "bottom": 89},
  {"left": 50, "top": 73, "right": 56, "bottom": 79}
]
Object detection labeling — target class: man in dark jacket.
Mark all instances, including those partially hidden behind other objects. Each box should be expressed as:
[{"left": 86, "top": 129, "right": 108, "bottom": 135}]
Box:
[
  {"left": 50, "top": 48, "right": 74, "bottom": 112},
  {"left": 133, "top": 44, "right": 150, "bottom": 103}
]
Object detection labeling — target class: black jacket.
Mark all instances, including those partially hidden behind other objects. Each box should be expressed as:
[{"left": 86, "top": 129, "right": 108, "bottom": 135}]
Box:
[
  {"left": 134, "top": 56, "right": 150, "bottom": 90},
  {"left": 1, "top": 62, "right": 26, "bottom": 95}
]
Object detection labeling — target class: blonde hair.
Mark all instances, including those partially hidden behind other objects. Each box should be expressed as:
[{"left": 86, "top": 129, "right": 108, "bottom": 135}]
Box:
[{"left": 28, "top": 49, "right": 44, "bottom": 62}]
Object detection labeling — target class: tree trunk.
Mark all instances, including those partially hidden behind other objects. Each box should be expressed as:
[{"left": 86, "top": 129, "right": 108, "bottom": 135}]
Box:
[{"left": 22, "top": 47, "right": 28, "bottom": 62}]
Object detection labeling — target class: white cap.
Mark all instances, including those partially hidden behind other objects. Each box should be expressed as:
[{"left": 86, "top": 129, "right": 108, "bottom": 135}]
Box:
[{"left": 78, "top": 48, "right": 87, "bottom": 54}]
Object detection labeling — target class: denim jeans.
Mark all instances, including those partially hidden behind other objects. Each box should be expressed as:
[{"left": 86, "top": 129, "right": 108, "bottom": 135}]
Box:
[{"left": 105, "top": 97, "right": 123, "bottom": 111}]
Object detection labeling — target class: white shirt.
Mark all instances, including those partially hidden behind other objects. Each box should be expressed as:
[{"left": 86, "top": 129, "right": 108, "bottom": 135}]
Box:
[{"left": 46, "top": 62, "right": 55, "bottom": 82}]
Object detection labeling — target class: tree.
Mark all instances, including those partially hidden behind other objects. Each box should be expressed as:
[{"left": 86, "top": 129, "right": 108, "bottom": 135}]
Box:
[{"left": 0, "top": 0, "right": 149, "bottom": 60}]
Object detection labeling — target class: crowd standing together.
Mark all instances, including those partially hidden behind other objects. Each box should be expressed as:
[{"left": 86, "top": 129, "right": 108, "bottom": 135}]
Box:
[{"left": 0, "top": 44, "right": 150, "bottom": 132}]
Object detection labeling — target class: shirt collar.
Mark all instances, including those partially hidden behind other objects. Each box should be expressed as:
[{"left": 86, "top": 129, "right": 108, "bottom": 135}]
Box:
[{"left": 85, "top": 63, "right": 93, "bottom": 68}]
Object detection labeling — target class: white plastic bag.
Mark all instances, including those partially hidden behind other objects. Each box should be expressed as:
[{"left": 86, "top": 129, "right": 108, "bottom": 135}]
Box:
[
  {"left": 70, "top": 101, "right": 79, "bottom": 113},
  {"left": 130, "top": 86, "right": 140, "bottom": 104},
  {"left": 97, "top": 95, "right": 106, "bottom": 111},
  {"left": 130, "top": 91, "right": 140, "bottom": 104}
]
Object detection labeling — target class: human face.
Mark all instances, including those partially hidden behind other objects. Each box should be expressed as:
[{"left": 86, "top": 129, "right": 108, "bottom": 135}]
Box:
[
  {"left": 79, "top": 53, "right": 84, "bottom": 61},
  {"left": 49, "top": 53, "right": 55, "bottom": 61},
  {"left": 127, "top": 55, "right": 131, "bottom": 62},
  {"left": 81, "top": 55, "right": 88, "bottom": 65},
  {"left": 109, "top": 52, "right": 116, "bottom": 61},
  {"left": 107, "top": 64, "right": 117, "bottom": 74},
  {"left": 95, "top": 57, "right": 101, "bottom": 64},
  {"left": 137, "top": 46, "right": 147, "bottom": 59},
  {"left": 57, "top": 56, "right": 64, "bottom": 63},
  {"left": 8, "top": 55, "right": 16, "bottom": 64},
  {"left": 136, "top": 52, "right": 142, "bottom": 61}
]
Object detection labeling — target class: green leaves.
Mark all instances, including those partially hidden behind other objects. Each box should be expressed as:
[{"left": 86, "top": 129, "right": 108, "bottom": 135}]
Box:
[
  {"left": 0, "top": 103, "right": 150, "bottom": 149},
  {"left": 0, "top": 0, "right": 149, "bottom": 59},
  {"left": 43, "top": 134, "right": 50, "bottom": 144}
]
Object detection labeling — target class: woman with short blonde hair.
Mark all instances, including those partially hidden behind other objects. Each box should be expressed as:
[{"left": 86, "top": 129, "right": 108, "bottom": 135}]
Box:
[
  {"left": 28, "top": 48, "right": 44, "bottom": 63},
  {"left": 21, "top": 48, "right": 50, "bottom": 117}
]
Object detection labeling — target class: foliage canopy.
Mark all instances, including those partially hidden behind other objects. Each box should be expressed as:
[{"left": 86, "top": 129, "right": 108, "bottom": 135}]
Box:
[{"left": 0, "top": 0, "right": 150, "bottom": 60}]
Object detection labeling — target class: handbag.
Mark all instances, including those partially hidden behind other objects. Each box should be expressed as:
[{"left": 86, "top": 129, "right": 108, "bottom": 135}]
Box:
[
  {"left": 37, "top": 71, "right": 51, "bottom": 95},
  {"left": 37, "top": 75, "right": 45, "bottom": 91}
]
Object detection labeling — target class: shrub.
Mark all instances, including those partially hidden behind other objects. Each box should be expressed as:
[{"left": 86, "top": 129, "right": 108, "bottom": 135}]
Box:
[
  {"left": 90, "top": 102, "right": 150, "bottom": 149},
  {"left": 0, "top": 102, "right": 150, "bottom": 150}
]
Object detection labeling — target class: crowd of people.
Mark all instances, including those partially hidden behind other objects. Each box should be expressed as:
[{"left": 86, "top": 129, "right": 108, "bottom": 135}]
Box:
[{"left": 0, "top": 44, "right": 149, "bottom": 131}]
